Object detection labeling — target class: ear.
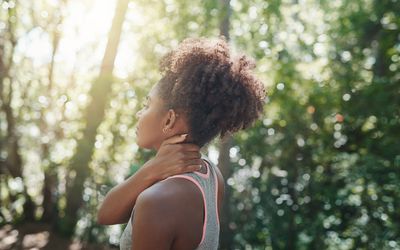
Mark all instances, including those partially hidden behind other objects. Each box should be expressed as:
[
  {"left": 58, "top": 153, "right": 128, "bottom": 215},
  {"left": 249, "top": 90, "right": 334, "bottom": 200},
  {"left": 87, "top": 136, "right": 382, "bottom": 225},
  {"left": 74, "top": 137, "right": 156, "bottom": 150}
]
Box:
[{"left": 163, "top": 109, "right": 179, "bottom": 130}]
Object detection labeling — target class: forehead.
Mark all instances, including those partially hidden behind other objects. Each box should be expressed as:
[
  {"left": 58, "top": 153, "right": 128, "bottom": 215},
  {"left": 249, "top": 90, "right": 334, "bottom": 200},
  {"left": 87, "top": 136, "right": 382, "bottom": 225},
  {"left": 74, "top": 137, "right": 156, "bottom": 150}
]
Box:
[
  {"left": 148, "top": 84, "right": 158, "bottom": 97},
  {"left": 146, "top": 85, "right": 162, "bottom": 105}
]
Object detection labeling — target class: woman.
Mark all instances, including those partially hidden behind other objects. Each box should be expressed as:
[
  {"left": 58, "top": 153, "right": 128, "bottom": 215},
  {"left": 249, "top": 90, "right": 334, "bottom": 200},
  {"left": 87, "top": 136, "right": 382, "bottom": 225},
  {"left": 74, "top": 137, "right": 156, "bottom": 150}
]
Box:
[{"left": 97, "top": 36, "right": 266, "bottom": 250}]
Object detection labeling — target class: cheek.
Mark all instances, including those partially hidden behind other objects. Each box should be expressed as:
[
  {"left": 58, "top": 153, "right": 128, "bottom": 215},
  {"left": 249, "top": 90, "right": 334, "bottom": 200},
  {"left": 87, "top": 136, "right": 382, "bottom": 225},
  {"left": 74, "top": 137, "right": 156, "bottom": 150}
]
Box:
[{"left": 136, "top": 111, "right": 163, "bottom": 146}]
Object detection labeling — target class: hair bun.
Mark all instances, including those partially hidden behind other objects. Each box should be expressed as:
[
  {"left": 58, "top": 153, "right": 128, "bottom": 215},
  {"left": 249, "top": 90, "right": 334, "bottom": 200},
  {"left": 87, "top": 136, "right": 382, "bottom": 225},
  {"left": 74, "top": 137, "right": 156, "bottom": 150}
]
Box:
[{"left": 156, "top": 36, "right": 267, "bottom": 147}]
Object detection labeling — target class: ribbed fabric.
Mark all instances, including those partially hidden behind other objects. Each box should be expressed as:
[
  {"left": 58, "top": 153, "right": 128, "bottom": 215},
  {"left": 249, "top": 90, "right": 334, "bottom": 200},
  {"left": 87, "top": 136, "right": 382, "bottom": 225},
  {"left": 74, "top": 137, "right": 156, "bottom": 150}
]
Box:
[{"left": 120, "top": 154, "right": 220, "bottom": 250}]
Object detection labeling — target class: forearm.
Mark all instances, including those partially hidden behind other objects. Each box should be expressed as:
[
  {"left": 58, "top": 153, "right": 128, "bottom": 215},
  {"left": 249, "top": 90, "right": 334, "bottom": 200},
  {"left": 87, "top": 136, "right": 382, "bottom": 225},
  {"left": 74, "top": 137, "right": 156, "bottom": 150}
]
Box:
[{"left": 97, "top": 161, "right": 158, "bottom": 225}]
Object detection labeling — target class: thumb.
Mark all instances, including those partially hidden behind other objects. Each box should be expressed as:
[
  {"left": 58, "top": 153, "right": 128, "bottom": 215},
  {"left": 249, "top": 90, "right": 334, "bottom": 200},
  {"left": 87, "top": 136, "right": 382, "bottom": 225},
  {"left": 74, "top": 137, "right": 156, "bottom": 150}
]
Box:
[{"left": 163, "top": 133, "right": 188, "bottom": 145}]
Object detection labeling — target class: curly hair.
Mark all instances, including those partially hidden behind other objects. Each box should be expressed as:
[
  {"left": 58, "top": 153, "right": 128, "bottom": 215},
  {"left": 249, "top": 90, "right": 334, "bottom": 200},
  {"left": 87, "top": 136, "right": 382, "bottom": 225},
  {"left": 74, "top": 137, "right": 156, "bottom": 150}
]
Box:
[{"left": 155, "top": 36, "right": 266, "bottom": 148}]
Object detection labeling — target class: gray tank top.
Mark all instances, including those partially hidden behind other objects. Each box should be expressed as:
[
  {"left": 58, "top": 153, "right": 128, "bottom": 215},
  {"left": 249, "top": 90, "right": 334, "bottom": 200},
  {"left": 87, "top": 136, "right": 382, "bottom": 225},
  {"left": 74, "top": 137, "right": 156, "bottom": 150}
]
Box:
[{"left": 119, "top": 155, "right": 220, "bottom": 250}]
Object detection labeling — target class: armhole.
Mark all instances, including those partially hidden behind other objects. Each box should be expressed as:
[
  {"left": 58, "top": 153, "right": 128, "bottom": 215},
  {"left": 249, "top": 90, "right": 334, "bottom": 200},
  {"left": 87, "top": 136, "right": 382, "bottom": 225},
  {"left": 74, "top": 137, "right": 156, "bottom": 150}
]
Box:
[{"left": 166, "top": 175, "right": 207, "bottom": 246}]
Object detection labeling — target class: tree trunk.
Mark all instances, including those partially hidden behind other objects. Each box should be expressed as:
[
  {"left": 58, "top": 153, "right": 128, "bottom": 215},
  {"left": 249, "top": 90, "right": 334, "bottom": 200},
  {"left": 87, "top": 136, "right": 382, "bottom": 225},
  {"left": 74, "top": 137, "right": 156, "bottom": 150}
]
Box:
[
  {"left": 59, "top": 0, "right": 130, "bottom": 236},
  {"left": 41, "top": 2, "right": 65, "bottom": 223},
  {"left": 0, "top": 3, "right": 35, "bottom": 222}
]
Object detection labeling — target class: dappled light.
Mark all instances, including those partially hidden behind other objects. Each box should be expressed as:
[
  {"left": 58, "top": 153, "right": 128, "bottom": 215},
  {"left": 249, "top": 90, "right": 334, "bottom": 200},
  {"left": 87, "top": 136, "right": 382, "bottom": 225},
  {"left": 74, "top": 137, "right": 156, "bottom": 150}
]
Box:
[{"left": 1, "top": 0, "right": 399, "bottom": 249}]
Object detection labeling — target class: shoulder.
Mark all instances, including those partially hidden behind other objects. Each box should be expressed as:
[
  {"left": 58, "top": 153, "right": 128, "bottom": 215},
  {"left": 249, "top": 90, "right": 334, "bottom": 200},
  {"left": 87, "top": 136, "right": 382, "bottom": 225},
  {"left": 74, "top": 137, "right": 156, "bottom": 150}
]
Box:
[
  {"left": 130, "top": 177, "right": 201, "bottom": 248},
  {"left": 132, "top": 175, "right": 202, "bottom": 249},
  {"left": 138, "top": 175, "right": 200, "bottom": 201},
  {"left": 133, "top": 175, "right": 203, "bottom": 223}
]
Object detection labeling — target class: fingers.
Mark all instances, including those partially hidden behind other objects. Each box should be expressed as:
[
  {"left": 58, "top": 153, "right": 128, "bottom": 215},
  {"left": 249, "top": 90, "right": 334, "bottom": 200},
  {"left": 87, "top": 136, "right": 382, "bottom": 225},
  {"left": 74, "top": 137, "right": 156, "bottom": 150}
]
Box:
[
  {"left": 182, "top": 151, "right": 202, "bottom": 160},
  {"left": 163, "top": 133, "right": 188, "bottom": 145},
  {"left": 178, "top": 143, "right": 200, "bottom": 152}
]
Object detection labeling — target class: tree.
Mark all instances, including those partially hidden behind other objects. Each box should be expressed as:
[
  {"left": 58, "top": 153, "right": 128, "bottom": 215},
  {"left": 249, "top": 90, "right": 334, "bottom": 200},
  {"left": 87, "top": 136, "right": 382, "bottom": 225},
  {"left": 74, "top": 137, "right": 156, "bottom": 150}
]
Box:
[
  {"left": 0, "top": 0, "right": 35, "bottom": 222},
  {"left": 59, "top": 0, "right": 130, "bottom": 236}
]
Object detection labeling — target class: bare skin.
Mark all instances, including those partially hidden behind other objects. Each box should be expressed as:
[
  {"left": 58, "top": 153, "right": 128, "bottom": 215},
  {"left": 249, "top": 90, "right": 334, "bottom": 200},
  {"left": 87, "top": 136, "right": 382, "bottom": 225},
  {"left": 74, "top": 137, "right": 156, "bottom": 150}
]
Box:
[
  {"left": 97, "top": 84, "right": 225, "bottom": 249},
  {"left": 97, "top": 134, "right": 204, "bottom": 225},
  {"left": 131, "top": 168, "right": 224, "bottom": 250}
]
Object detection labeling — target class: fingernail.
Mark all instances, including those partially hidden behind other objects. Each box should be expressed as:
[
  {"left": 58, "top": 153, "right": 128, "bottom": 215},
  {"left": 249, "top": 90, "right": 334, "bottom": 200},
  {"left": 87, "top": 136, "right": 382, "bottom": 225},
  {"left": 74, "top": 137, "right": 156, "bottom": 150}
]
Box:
[{"left": 181, "top": 134, "right": 188, "bottom": 137}]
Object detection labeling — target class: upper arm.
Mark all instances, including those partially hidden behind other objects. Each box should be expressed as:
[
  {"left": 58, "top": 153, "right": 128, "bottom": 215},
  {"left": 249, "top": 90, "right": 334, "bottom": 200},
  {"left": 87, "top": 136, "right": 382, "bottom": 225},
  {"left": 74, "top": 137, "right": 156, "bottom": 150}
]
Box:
[{"left": 131, "top": 187, "right": 178, "bottom": 249}]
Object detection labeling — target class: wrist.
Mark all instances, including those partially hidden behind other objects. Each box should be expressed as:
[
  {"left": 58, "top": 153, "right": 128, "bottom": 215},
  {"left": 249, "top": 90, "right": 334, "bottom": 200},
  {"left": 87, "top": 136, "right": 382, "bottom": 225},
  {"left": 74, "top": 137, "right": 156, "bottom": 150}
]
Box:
[{"left": 139, "top": 159, "right": 160, "bottom": 183}]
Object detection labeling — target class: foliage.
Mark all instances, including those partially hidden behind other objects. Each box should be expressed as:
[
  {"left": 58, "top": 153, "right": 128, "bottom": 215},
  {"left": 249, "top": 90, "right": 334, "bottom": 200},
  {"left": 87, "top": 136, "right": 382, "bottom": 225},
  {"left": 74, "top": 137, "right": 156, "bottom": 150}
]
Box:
[{"left": 0, "top": 0, "right": 399, "bottom": 249}]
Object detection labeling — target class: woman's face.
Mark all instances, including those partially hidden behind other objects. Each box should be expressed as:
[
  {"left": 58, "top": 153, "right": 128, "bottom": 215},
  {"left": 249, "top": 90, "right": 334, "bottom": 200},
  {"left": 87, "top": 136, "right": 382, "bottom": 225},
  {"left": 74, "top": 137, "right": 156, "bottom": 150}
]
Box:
[{"left": 135, "top": 85, "right": 188, "bottom": 151}]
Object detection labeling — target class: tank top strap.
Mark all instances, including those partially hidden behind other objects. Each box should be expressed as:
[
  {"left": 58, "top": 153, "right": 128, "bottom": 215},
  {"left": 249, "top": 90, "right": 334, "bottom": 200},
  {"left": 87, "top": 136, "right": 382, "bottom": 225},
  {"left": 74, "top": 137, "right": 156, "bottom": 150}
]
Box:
[{"left": 165, "top": 174, "right": 208, "bottom": 245}]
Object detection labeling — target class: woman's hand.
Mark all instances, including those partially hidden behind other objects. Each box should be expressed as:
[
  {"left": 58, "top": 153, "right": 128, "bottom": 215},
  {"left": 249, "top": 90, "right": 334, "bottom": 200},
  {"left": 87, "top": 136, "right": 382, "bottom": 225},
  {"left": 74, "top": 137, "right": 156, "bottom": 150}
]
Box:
[
  {"left": 97, "top": 133, "right": 202, "bottom": 225},
  {"left": 142, "top": 133, "right": 203, "bottom": 182}
]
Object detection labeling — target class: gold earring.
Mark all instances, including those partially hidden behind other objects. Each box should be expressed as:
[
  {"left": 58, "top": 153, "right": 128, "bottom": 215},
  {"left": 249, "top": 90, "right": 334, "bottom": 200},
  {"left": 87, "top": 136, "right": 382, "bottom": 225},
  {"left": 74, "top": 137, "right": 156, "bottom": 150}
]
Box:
[{"left": 163, "top": 127, "right": 168, "bottom": 133}]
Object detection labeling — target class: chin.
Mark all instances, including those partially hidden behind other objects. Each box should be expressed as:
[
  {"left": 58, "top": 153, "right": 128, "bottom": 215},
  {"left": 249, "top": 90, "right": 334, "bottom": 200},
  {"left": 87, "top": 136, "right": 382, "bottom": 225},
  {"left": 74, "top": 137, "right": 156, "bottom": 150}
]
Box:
[
  {"left": 136, "top": 138, "right": 154, "bottom": 150},
  {"left": 138, "top": 144, "right": 153, "bottom": 150}
]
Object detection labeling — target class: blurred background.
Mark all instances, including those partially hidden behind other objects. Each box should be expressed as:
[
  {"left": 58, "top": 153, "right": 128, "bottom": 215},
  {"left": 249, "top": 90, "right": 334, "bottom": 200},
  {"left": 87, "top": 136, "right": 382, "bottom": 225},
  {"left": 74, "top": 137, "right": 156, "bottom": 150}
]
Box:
[{"left": 0, "top": 0, "right": 399, "bottom": 249}]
